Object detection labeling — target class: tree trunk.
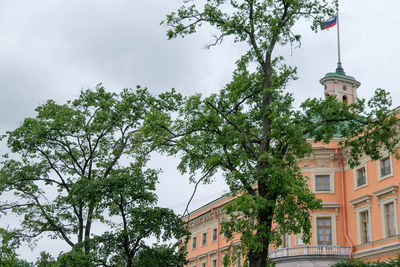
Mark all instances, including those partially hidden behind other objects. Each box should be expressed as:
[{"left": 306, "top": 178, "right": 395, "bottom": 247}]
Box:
[
  {"left": 126, "top": 257, "right": 132, "bottom": 267},
  {"left": 249, "top": 250, "right": 268, "bottom": 267},
  {"left": 248, "top": 50, "right": 274, "bottom": 267}
]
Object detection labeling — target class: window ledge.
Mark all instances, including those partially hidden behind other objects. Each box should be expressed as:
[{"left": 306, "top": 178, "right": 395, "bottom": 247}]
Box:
[
  {"left": 354, "top": 183, "right": 368, "bottom": 191},
  {"left": 378, "top": 173, "right": 394, "bottom": 181}
]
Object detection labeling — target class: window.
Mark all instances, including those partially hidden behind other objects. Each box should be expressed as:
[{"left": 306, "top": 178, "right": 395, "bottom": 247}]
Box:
[
  {"left": 374, "top": 185, "right": 398, "bottom": 238},
  {"left": 236, "top": 258, "right": 241, "bottom": 267},
  {"left": 380, "top": 157, "right": 391, "bottom": 177},
  {"left": 317, "top": 217, "right": 332, "bottom": 245},
  {"left": 317, "top": 218, "right": 332, "bottom": 245},
  {"left": 360, "top": 211, "right": 370, "bottom": 243},
  {"left": 384, "top": 203, "right": 395, "bottom": 237},
  {"left": 212, "top": 259, "right": 217, "bottom": 267},
  {"left": 342, "top": 95, "right": 347, "bottom": 104},
  {"left": 202, "top": 232, "right": 207, "bottom": 245},
  {"left": 353, "top": 164, "right": 368, "bottom": 190},
  {"left": 312, "top": 172, "right": 335, "bottom": 193},
  {"left": 351, "top": 195, "right": 372, "bottom": 244},
  {"left": 356, "top": 167, "right": 366, "bottom": 187},
  {"left": 192, "top": 236, "right": 197, "bottom": 249},
  {"left": 201, "top": 262, "right": 206, "bottom": 267},
  {"left": 295, "top": 233, "right": 305, "bottom": 245},
  {"left": 212, "top": 228, "right": 218, "bottom": 241},
  {"left": 315, "top": 175, "right": 330, "bottom": 191},
  {"left": 281, "top": 233, "right": 289, "bottom": 248}
]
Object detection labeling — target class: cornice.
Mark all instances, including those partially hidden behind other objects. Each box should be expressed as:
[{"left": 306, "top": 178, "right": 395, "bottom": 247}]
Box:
[
  {"left": 350, "top": 194, "right": 372, "bottom": 206},
  {"left": 373, "top": 185, "right": 398, "bottom": 199}
]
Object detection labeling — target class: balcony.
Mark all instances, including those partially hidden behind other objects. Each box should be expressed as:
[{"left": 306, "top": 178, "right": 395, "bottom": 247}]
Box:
[{"left": 269, "top": 245, "right": 351, "bottom": 259}]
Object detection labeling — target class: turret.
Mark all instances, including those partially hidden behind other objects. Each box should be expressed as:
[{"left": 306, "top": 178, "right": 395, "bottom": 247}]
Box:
[{"left": 320, "top": 63, "right": 361, "bottom": 105}]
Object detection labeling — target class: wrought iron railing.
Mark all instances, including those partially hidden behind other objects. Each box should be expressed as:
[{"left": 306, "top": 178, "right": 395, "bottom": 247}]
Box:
[{"left": 269, "top": 245, "right": 350, "bottom": 259}]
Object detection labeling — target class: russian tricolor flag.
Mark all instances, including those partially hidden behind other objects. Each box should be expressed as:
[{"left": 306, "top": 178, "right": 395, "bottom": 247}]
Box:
[{"left": 322, "top": 15, "right": 337, "bottom": 29}]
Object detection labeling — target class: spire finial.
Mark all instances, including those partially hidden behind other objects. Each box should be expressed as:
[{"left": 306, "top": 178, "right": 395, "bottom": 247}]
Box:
[{"left": 336, "top": 62, "right": 345, "bottom": 75}]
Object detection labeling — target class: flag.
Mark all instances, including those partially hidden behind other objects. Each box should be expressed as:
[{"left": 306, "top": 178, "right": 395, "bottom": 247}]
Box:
[{"left": 322, "top": 15, "right": 337, "bottom": 29}]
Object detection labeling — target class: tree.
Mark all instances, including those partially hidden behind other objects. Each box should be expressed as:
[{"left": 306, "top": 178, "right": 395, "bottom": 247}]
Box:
[
  {"left": 35, "top": 251, "right": 56, "bottom": 267},
  {"left": 161, "top": 0, "right": 400, "bottom": 266},
  {"left": 133, "top": 244, "right": 187, "bottom": 267},
  {"left": 0, "top": 228, "right": 22, "bottom": 266},
  {"left": 87, "top": 163, "right": 188, "bottom": 267},
  {"left": 332, "top": 255, "right": 400, "bottom": 267},
  {"left": 0, "top": 85, "right": 187, "bottom": 266}
]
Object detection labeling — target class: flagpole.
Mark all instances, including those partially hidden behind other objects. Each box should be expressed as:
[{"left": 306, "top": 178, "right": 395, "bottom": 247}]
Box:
[{"left": 337, "top": 8, "right": 341, "bottom": 64}]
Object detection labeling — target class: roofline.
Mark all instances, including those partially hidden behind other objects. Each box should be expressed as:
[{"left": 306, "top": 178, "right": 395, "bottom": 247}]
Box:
[{"left": 182, "top": 194, "right": 230, "bottom": 222}]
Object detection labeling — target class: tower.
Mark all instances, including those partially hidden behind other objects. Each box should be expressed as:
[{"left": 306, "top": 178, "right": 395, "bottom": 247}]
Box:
[{"left": 320, "top": 63, "right": 361, "bottom": 105}]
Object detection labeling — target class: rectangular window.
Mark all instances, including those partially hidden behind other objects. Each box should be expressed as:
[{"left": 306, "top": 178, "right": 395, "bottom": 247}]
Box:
[
  {"left": 212, "top": 228, "right": 218, "bottom": 241},
  {"left": 357, "top": 167, "right": 366, "bottom": 187},
  {"left": 212, "top": 259, "right": 217, "bottom": 267},
  {"left": 236, "top": 258, "right": 241, "bottom": 267},
  {"left": 201, "top": 263, "right": 206, "bottom": 267},
  {"left": 202, "top": 232, "right": 207, "bottom": 245},
  {"left": 296, "top": 234, "right": 304, "bottom": 245},
  {"left": 192, "top": 236, "right": 197, "bottom": 249},
  {"left": 380, "top": 157, "right": 391, "bottom": 177},
  {"left": 281, "top": 233, "right": 289, "bottom": 248},
  {"left": 385, "top": 202, "right": 395, "bottom": 237},
  {"left": 360, "top": 211, "right": 369, "bottom": 243},
  {"left": 317, "top": 217, "right": 332, "bottom": 245},
  {"left": 315, "top": 175, "right": 330, "bottom": 191}
]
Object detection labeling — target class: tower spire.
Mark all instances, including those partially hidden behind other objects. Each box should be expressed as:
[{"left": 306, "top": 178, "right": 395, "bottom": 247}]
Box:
[{"left": 336, "top": 3, "right": 345, "bottom": 75}]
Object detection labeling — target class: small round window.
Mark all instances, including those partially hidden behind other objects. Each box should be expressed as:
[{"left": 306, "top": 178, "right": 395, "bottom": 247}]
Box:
[{"left": 343, "top": 85, "right": 347, "bottom": 91}]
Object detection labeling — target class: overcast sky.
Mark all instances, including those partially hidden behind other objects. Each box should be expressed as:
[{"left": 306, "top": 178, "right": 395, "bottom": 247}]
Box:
[{"left": 1, "top": 0, "right": 400, "bottom": 262}]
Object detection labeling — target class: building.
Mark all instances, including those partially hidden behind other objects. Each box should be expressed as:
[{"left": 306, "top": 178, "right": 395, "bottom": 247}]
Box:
[{"left": 183, "top": 65, "right": 400, "bottom": 267}]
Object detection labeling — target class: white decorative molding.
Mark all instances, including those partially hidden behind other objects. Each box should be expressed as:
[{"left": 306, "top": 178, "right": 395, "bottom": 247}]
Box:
[
  {"left": 317, "top": 160, "right": 329, "bottom": 167},
  {"left": 350, "top": 195, "right": 373, "bottom": 244},
  {"left": 353, "top": 163, "right": 369, "bottom": 191},
  {"left": 321, "top": 202, "right": 340, "bottom": 219},
  {"left": 374, "top": 185, "right": 399, "bottom": 238},
  {"left": 373, "top": 185, "right": 398, "bottom": 201},
  {"left": 376, "top": 152, "right": 394, "bottom": 181},
  {"left": 310, "top": 170, "right": 336, "bottom": 194},
  {"left": 310, "top": 212, "right": 337, "bottom": 246},
  {"left": 349, "top": 194, "right": 372, "bottom": 208}
]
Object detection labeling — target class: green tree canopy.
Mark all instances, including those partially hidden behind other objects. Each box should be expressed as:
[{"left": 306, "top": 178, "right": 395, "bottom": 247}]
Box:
[
  {"left": 160, "top": 0, "right": 400, "bottom": 266},
  {"left": 0, "top": 85, "right": 187, "bottom": 267}
]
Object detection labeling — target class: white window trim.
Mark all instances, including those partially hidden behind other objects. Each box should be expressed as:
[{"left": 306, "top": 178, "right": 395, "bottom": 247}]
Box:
[
  {"left": 279, "top": 233, "right": 290, "bottom": 248},
  {"left": 201, "top": 231, "right": 207, "bottom": 246},
  {"left": 311, "top": 212, "right": 337, "bottom": 245},
  {"left": 374, "top": 185, "right": 398, "bottom": 238},
  {"left": 377, "top": 154, "right": 393, "bottom": 181},
  {"left": 353, "top": 163, "right": 368, "bottom": 190},
  {"left": 191, "top": 236, "right": 197, "bottom": 250},
  {"left": 350, "top": 195, "right": 372, "bottom": 244},
  {"left": 212, "top": 227, "right": 218, "bottom": 242},
  {"left": 295, "top": 232, "right": 305, "bottom": 246},
  {"left": 356, "top": 206, "right": 372, "bottom": 244},
  {"left": 311, "top": 170, "right": 335, "bottom": 194},
  {"left": 211, "top": 257, "right": 217, "bottom": 267}
]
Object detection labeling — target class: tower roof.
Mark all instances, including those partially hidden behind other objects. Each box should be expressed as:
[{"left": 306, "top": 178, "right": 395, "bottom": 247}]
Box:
[{"left": 320, "top": 63, "right": 361, "bottom": 88}]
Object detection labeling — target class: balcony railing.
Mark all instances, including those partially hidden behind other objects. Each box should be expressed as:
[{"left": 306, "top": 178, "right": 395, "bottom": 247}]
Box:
[{"left": 269, "top": 245, "right": 350, "bottom": 259}]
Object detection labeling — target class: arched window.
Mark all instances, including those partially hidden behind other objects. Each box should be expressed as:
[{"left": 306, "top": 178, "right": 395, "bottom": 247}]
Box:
[{"left": 342, "top": 95, "right": 348, "bottom": 104}]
